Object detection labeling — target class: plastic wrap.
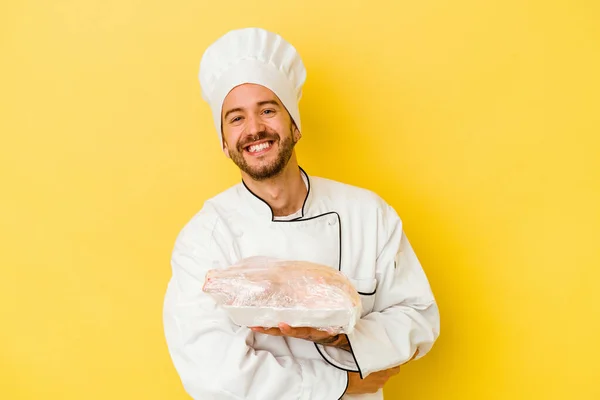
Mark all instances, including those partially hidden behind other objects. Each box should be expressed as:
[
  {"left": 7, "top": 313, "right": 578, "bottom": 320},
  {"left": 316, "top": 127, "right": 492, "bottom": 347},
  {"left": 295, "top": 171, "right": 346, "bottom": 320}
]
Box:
[{"left": 202, "top": 256, "right": 362, "bottom": 334}]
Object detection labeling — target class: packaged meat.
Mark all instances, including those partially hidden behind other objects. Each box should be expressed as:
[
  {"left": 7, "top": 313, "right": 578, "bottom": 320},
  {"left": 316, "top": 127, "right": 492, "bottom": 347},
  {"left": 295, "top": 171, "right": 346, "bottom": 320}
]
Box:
[{"left": 202, "top": 256, "right": 362, "bottom": 334}]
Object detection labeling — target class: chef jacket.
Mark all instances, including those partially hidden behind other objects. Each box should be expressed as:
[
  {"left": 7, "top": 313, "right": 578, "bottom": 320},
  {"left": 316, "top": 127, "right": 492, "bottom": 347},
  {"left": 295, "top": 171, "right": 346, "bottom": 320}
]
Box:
[{"left": 163, "top": 168, "right": 440, "bottom": 399}]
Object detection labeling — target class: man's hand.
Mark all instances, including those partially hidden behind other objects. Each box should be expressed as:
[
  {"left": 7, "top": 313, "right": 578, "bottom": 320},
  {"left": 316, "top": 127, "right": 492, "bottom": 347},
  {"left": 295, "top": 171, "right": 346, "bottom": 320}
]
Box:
[
  {"left": 346, "top": 366, "right": 401, "bottom": 395},
  {"left": 250, "top": 323, "right": 351, "bottom": 351}
]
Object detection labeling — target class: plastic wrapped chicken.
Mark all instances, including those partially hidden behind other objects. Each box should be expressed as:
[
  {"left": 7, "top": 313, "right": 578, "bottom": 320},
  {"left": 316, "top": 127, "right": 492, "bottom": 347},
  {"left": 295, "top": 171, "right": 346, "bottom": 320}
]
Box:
[{"left": 202, "top": 257, "right": 362, "bottom": 334}]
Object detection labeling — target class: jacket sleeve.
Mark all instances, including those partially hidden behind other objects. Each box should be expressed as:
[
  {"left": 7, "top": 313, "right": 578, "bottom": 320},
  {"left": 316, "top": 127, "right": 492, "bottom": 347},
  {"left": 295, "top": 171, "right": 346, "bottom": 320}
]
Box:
[
  {"left": 162, "top": 208, "right": 348, "bottom": 400},
  {"left": 316, "top": 202, "right": 440, "bottom": 378}
]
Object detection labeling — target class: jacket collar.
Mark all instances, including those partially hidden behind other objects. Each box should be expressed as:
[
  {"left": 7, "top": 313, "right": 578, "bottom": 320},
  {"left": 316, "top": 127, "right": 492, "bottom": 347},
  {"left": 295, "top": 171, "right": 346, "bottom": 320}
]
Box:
[{"left": 240, "top": 166, "right": 313, "bottom": 221}]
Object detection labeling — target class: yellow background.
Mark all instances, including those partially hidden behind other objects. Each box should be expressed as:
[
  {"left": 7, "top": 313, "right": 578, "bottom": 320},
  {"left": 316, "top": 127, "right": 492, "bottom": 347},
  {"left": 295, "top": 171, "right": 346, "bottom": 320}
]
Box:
[{"left": 1, "top": 0, "right": 599, "bottom": 399}]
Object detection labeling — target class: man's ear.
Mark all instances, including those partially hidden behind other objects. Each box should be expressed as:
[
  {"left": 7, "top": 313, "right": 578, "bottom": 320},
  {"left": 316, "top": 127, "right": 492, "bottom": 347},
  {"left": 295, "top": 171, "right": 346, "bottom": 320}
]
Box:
[
  {"left": 221, "top": 129, "right": 231, "bottom": 158},
  {"left": 222, "top": 141, "right": 231, "bottom": 158},
  {"left": 293, "top": 125, "right": 301, "bottom": 142}
]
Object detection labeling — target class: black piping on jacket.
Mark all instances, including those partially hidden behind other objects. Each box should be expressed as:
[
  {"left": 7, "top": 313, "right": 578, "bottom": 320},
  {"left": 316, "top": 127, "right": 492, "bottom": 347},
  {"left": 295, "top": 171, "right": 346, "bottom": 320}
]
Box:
[{"left": 241, "top": 166, "right": 376, "bottom": 381}]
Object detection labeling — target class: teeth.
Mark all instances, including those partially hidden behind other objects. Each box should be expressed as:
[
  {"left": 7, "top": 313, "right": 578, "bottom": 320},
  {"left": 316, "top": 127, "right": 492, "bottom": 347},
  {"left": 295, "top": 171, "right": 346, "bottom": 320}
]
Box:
[{"left": 248, "top": 142, "right": 271, "bottom": 153}]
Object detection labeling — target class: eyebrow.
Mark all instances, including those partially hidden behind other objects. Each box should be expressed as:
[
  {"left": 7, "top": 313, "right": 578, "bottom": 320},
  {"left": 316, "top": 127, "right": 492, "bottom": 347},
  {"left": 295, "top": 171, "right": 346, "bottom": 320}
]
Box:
[
  {"left": 223, "top": 100, "right": 282, "bottom": 121},
  {"left": 257, "top": 100, "right": 281, "bottom": 108}
]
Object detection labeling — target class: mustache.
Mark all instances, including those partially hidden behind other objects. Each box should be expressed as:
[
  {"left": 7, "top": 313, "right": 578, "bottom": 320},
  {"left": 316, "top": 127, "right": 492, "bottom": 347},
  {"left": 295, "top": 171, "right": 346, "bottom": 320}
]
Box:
[{"left": 237, "top": 131, "right": 279, "bottom": 151}]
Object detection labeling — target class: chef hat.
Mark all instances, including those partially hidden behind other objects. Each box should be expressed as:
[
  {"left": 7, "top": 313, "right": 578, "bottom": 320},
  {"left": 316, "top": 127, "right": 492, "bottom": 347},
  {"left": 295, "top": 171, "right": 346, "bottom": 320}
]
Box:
[{"left": 198, "top": 27, "right": 307, "bottom": 146}]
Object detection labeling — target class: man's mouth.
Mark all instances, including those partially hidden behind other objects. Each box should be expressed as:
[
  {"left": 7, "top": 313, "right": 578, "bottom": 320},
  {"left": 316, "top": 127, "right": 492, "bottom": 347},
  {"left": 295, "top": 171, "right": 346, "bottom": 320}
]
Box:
[{"left": 244, "top": 140, "right": 274, "bottom": 155}]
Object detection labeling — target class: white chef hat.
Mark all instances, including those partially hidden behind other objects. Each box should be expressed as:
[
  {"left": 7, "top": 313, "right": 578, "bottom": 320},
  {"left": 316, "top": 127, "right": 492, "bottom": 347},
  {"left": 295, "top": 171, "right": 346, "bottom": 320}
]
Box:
[{"left": 198, "top": 27, "right": 307, "bottom": 146}]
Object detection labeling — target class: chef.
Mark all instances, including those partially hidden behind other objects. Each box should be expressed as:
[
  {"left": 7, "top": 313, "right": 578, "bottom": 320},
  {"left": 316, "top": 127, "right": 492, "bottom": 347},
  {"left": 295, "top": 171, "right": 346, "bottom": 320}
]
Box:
[{"left": 162, "top": 27, "right": 440, "bottom": 399}]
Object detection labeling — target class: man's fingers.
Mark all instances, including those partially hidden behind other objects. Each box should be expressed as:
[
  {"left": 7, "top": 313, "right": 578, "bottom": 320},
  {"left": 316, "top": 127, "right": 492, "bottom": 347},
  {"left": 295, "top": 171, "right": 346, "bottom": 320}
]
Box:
[
  {"left": 250, "top": 327, "right": 283, "bottom": 336},
  {"left": 278, "top": 323, "right": 308, "bottom": 338},
  {"left": 277, "top": 323, "right": 297, "bottom": 335},
  {"left": 253, "top": 324, "right": 336, "bottom": 343},
  {"left": 278, "top": 324, "right": 329, "bottom": 341},
  {"left": 252, "top": 324, "right": 308, "bottom": 339}
]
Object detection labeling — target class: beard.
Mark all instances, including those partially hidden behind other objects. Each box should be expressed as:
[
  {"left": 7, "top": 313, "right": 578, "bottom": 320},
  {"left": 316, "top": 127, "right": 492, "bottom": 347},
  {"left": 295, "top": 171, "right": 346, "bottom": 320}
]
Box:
[{"left": 228, "top": 125, "right": 296, "bottom": 181}]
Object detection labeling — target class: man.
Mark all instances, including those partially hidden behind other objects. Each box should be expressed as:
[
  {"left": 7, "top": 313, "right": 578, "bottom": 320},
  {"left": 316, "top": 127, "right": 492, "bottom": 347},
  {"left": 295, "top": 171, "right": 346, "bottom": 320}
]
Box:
[{"left": 163, "top": 27, "right": 440, "bottom": 399}]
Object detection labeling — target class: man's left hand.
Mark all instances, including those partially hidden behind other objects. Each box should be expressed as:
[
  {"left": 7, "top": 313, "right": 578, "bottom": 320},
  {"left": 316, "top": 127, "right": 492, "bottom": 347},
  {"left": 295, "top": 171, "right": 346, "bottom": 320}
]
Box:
[{"left": 251, "top": 323, "right": 352, "bottom": 351}]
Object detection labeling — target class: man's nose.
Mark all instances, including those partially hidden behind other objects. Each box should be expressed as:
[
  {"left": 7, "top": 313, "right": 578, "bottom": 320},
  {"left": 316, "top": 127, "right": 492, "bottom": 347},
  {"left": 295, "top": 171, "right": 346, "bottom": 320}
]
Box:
[{"left": 246, "top": 114, "right": 265, "bottom": 136}]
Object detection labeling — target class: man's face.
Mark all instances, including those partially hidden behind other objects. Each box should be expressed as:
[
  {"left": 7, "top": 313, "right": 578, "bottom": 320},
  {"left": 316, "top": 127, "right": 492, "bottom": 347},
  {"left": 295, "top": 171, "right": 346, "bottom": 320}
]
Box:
[{"left": 221, "top": 83, "right": 300, "bottom": 181}]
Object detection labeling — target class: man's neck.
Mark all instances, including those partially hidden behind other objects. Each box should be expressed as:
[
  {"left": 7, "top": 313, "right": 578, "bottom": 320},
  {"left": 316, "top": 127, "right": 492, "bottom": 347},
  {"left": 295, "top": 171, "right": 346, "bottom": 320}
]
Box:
[{"left": 242, "top": 158, "right": 307, "bottom": 217}]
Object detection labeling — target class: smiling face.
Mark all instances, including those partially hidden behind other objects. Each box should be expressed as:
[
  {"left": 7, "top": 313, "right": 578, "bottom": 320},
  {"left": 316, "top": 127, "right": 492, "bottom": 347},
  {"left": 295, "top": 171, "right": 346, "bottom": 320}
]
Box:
[{"left": 221, "top": 83, "right": 301, "bottom": 181}]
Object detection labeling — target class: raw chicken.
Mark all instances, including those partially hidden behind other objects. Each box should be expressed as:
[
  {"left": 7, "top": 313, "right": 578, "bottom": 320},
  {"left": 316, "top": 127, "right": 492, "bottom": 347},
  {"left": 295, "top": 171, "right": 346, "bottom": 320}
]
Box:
[{"left": 202, "top": 257, "right": 362, "bottom": 333}]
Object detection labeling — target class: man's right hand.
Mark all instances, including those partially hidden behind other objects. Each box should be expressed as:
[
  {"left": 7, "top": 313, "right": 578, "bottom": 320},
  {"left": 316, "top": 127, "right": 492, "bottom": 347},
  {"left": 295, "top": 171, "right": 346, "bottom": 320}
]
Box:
[{"left": 345, "top": 366, "right": 401, "bottom": 395}]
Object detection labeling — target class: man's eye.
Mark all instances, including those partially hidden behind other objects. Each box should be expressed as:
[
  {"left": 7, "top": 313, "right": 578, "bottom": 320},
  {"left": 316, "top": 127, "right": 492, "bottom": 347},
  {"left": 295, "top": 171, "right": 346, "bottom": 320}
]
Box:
[
  {"left": 263, "top": 109, "right": 275, "bottom": 115},
  {"left": 231, "top": 116, "right": 243, "bottom": 123}
]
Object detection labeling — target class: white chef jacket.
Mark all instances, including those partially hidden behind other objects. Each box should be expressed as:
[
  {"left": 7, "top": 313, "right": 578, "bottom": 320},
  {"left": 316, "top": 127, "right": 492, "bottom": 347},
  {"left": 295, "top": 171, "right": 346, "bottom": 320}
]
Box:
[{"left": 163, "top": 168, "right": 440, "bottom": 400}]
